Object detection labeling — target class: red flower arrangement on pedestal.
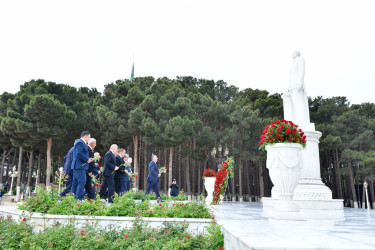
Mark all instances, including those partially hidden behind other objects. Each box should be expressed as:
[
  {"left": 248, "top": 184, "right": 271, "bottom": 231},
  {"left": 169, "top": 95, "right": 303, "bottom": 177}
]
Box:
[
  {"left": 259, "top": 119, "right": 307, "bottom": 151},
  {"left": 202, "top": 168, "right": 216, "bottom": 178},
  {"left": 212, "top": 157, "right": 234, "bottom": 205}
]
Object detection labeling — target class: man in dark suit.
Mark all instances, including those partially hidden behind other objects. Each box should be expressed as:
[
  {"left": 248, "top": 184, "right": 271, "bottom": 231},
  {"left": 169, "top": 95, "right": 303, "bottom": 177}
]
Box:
[
  {"left": 71, "top": 131, "right": 94, "bottom": 200},
  {"left": 144, "top": 154, "right": 162, "bottom": 202},
  {"left": 60, "top": 140, "right": 78, "bottom": 197},
  {"left": 114, "top": 148, "right": 126, "bottom": 195},
  {"left": 99, "top": 144, "right": 119, "bottom": 203},
  {"left": 84, "top": 138, "right": 96, "bottom": 200}
]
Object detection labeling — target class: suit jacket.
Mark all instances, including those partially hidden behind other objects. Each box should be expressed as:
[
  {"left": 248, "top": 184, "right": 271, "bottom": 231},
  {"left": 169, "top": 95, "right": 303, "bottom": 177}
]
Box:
[
  {"left": 147, "top": 160, "right": 159, "bottom": 183},
  {"left": 103, "top": 150, "right": 117, "bottom": 177},
  {"left": 124, "top": 165, "right": 132, "bottom": 182},
  {"left": 63, "top": 146, "right": 74, "bottom": 174},
  {"left": 114, "top": 155, "right": 126, "bottom": 179},
  {"left": 71, "top": 139, "right": 90, "bottom": 171},
  {"left": 87, "top": 146, "right": 95, "bottom": 174}
]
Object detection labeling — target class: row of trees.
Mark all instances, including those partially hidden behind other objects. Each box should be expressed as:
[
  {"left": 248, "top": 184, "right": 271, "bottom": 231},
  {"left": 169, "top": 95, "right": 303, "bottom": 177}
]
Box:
[{"left": 0, "top": 77, "right": 374, "bottom": 208}]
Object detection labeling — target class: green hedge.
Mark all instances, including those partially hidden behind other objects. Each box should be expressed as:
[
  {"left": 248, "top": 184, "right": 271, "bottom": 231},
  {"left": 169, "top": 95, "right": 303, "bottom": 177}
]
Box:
[
  {"left": 0, "top": 215, "right": 223, "bottom": 249},
  {"left": 19, "top": 187, "right": 211, "bottom": 218}
]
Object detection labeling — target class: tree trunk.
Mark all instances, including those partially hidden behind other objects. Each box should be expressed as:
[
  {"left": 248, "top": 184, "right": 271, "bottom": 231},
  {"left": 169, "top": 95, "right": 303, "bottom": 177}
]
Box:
[
  {"left": 259, "top": 162, "right": 265, "bottom": 198},
  {"left": 15, "top": 148, "right": 23, "bottom": 202},
  {"left": 133, "top": 135, "right": 138, "bottom": 189},
  {"left": 143, "top": 143, "right": 148, "bottom": 190},
  {"left": 185, "top": 143, "right": 191, "bottom": 194},
  {"left": 348, "top": 161, "right": 358, "bottom": 208},
  {"left": 37, "top": 152, "right": 41, "bottom": 185},
  {"left": 0, "top": 149, "right": 11, "bottom": 189},
  {"left": 370, "top": 178, "right": 375, "bottom": 209},
  {"left": 46, "top": 138, "right": 53, "bottom": 187},
  {"left": 26, "top": 151, "right": 34, "bottom": 197},
  {"left": 168, "top": 147, "right": 173, "bottom": 187},
  {"left": 197, "top": 160, "right": 201, "bottom": 195},
  {"left": 178, "top": 146, "right": 182, "bottom": 190},
  {"left": 247, "top": 163, "right": 252, "bottom": 201},
  {"left": 238, "top": 154, "right": 243, "bottom": 198},
  {"left": 162, "top": 148, "right": 166, "bottom": 193},
  {"left": 334, "top": 148, "right": 343, "bottom": 198}
]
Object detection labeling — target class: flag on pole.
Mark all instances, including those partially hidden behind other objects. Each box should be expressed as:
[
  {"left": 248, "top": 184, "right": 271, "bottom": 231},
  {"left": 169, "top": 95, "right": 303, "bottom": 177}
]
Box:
[{"left": 130, "top": 62, "right": 134, "bottom": 82}]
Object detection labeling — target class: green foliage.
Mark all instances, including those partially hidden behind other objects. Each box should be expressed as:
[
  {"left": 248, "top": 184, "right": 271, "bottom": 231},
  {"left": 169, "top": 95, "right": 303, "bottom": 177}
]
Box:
[
  {"left": 0, "top": 215, "right": 223, "bottom": 249},
  {"left": 19, "top": 187, "right": 210, "bottom": 218}
]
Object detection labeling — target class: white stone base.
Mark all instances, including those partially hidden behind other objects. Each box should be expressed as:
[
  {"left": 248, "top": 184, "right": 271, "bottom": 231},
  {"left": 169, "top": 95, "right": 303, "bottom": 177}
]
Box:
[
  {"left": 293, "top": 177, "right": 333, "bottom": 200},
  {"left": 268, "top": 209, "right": 305, "bottom": 221},
  {"left": 262, "top": 197, "right": 344, "bottom": 220}
]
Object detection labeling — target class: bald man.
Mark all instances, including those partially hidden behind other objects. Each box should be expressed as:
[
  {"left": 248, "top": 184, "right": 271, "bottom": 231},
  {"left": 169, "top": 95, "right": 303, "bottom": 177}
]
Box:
[{"left": 99, "top": 144, "right": 119, "bottom": 204}]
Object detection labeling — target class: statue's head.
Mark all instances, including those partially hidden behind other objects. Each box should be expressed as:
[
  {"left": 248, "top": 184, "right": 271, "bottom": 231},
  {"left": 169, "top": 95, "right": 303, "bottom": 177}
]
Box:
[{"left": 291, "top": 50, "right": 301, "bottom": 59}]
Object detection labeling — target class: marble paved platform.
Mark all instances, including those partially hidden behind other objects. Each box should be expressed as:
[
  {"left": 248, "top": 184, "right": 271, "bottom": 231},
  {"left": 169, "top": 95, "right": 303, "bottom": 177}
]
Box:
[{"left": 212, "top": 202, "right": 375, "bottom": 250}]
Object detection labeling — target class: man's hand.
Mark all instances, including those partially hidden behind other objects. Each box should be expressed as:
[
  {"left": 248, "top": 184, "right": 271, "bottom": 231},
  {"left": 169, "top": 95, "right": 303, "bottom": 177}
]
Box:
[
  {"left": 158, "top": 174, "right": 161, "bottom": 178},
  {"left": 97, "top": 170, "right": 101, "bottom": 174},
  {"left": 88, "top": 158, "right": 94, "bottom": 163},
  {"left": 125, "top": 170, "right": 128, "bottom": 174},
  {"left": 87, "top": 172, "right": 93, "bottom": 177},
  {"left": 115, "top": 166, "right": 119, "bottom": 171}
]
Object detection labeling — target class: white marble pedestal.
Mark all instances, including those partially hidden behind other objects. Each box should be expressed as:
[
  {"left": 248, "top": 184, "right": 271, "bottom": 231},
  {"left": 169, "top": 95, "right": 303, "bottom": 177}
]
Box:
[{"left": 263, "top": 123, "right": 344, "bottom": 220}]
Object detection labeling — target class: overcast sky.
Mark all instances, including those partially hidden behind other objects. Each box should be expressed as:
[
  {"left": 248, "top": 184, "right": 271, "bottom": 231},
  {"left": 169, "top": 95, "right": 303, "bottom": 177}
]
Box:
[{"left": 0, "top": 0, "right": 374, "bottom": 105}]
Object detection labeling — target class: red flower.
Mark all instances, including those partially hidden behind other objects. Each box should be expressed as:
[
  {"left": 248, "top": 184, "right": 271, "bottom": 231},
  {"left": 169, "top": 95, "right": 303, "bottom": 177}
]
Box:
[
  {"left": 159, "top": 203, "right": 162, "bottom": 206},
  {"left": 294, "top": 138, "right": 298, "bottom": 142},
  {"left": 92, "top": 186, "right": 95, "bottom": 189},
  {"left": 99, "top": 184, "right": 102, "bottom": 187},
  {"left": 22, "top": 217, "right": 26, "bottom": 221},
  {"left": 279, "top": 137, "right": 284, "bottom": 140},
  {"left": 150, "top": 210, "right": 153, "bottom": 213},
  {"left": 165, "top": 231, "right": 168, "bottom": 234},
  {"left": 212, "top": 217, "right": 215, "bottom": 220},
  {"left": 89, "top": 200, "right": 93, "bottom": 203},
  {"left": 48, "top": 242, "right": 53, "bottom": 246},
  {"left": 277, "top": 127, "right": 282, "bottom": 132},
  {"left": 180, "top": 203, "right": 184, "bottom": 206},
  {"left": 187, "top": 235, "right": 191, "bottom": 239},
  {"left": 95, "top": 184, "right": 98, "bottom": 186},
  {"left": 275, "top": 133, "right": 280, "bottom": 137},
  {"left": 269, "top": 130, "right": 273, "bottom": 133},
  {"left": 288, "top": 137, "right": 292, "bottom": 141},
  {"left": 53, "top": 185, "right": 56, "bottom": 188},
  {"left": 80, "top": 230, "right": 85, "bottom": 234},
  {"left": 125, "top": 234, "right": 129, "bottom": 239}
]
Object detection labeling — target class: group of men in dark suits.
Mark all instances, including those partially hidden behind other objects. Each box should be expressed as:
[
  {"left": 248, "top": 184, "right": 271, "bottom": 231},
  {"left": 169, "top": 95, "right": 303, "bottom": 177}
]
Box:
[
  {"left": 97, "top": 144, "right": 133, "bottom": 203},
  {"left": 61, "top": 131, "right": 133, "bottom": 203},
  {"left": 61, "top": 131, "right": 169, "bottom": 204}
]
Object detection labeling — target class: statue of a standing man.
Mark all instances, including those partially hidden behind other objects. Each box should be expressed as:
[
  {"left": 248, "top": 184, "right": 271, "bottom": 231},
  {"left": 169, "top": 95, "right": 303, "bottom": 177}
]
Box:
[{"left": 282, "top": 50, "right": 310, "bottom": 125}]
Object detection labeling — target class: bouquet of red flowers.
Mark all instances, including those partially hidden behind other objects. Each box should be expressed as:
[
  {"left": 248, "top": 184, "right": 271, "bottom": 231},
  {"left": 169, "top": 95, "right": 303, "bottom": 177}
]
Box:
[
  {"left": 259, "top": 119, "right": 307, "bottom": 151},
  {"left": 202, "top": 168, "right": 216, "bottom": 178}
]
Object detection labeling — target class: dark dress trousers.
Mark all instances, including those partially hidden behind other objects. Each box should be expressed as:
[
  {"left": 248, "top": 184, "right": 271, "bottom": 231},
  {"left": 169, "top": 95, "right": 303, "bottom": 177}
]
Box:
[
  {"left": 84, "top": 146, "right": 95, "bottom": 199},
  {"left": 99, "top": 151, "right": 117, "bottom": 203},
  {"left": 114, "top": 155, "right": 126, "bottom": 195},
  {"left": 71, "top": 139, "right": 90, "bottom": 200}
]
